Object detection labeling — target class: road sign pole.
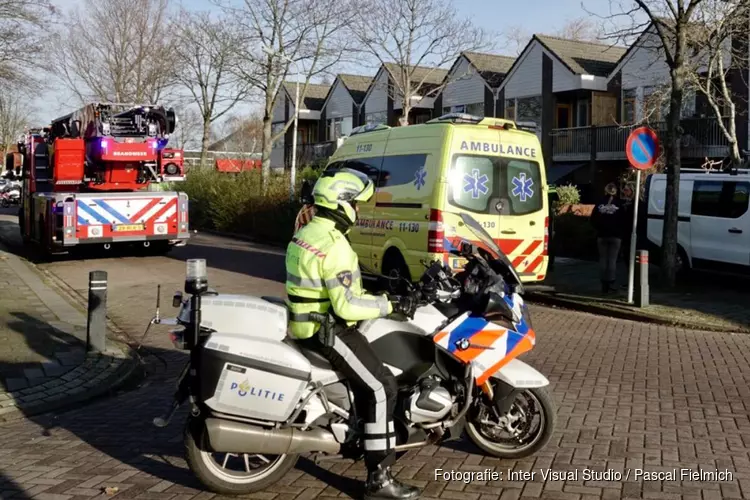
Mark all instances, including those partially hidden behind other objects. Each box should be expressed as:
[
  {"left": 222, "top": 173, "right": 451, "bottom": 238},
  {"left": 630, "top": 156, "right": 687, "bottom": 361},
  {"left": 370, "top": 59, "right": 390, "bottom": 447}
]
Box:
[
  {"left": 624, "top": 126, "right": 658, "bottom": 305},
  {"left": 626, "top": 169, "right": 642, "bottom": 304}
]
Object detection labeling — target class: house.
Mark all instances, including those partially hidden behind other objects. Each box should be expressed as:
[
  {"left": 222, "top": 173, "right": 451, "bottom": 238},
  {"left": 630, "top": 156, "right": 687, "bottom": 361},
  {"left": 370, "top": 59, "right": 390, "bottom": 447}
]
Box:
[
  {"left": 551, "top": 21, "right": 746, "bottom": 198},
  {"left": 495, "top": 35, "right": 627, "bottom": 199},
  {"left": 361, "top": 63, "right": 449, "bottom": 126},
  {"left": 318, "top": 73, "right": 373, "bottom": 142},
  {"left": 270, "top": 81, "right": 332, "bottom": 168},
  {"left": 439, "top": 51, "right": 516, "bottom": 117}
]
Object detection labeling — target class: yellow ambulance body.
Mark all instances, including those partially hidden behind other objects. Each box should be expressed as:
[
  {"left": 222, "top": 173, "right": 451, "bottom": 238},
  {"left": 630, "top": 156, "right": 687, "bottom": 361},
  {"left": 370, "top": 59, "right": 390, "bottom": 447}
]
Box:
[{"left": 323, "top": 114, "right": 550, "bottom": 283}]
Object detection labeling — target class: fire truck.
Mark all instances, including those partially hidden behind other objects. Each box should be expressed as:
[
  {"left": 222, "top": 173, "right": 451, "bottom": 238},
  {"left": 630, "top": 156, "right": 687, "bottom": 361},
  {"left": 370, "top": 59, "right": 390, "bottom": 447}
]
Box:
[{"left": 16, "top": 103, "right": 190, "bottom": 255}]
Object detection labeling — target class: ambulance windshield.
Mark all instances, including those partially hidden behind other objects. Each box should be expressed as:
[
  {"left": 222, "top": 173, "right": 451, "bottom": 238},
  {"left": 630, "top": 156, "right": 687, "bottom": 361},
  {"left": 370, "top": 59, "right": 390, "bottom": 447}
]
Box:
[{"left": 447, "top": 155, "right": 542, "bottom": 216}]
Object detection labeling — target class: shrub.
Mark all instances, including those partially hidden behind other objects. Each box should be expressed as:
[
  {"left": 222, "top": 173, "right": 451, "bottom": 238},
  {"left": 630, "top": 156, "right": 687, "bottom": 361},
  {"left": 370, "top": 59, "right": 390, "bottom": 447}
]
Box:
[
  {"left": 555, "top": 183, "right": 581, "bottom": 206},
  {"left": 179, "top": 168, "right": 303, "bottom": 244},
  {"left": 552, "top": 212, "right": 598, "bottom": 261}
]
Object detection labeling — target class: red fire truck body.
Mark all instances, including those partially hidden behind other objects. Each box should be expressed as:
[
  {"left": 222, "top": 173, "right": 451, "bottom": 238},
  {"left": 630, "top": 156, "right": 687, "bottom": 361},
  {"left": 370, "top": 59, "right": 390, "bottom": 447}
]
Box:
[{"left": 17, "top": 103, "right": 190, "bottom": 254}]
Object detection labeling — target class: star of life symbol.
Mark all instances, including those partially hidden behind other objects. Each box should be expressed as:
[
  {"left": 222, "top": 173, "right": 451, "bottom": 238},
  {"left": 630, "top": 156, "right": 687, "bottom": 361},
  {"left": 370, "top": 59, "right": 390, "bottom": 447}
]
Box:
[
  {"left": 413, "top": 166, "right": 427, "bottom": 190},
  {"left": 511, "top": 173, "right": 534, "bottom": 202},
  {"left": 463, "top": 169, "right": 489, "bottom": 199}
]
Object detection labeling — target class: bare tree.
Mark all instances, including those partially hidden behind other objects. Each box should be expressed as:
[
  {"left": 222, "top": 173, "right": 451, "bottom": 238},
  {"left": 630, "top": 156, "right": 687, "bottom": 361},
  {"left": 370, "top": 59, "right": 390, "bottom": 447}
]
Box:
[
  {"left": 0, "top": 0, "right": 56, "bottom": 89},
  {"left": 685, "top": 0, "right": 748, "bottom": 166},
  {"left": 0, "top": 88, "right": 29, "bottom": 157},
  {"left": 174, "top": 9, "right": 252, "bottom": 168},
  {"left": 50, "top": 0, "right": 177, "bottom": 104},
  {"left": 223, "top": 0, "right": 354, "bottom": 191},
  {"left": 351, "top": 0, "right": 491, "bottom": 126},
  {"left": 171, "top": 106, "right": 203, "bottom": 151},
  {"left": 211, "top": 114, "right": 264, "bottom": 155},
  {"left": 594, "top": 0, "right": 706, "bottom": 287},
  {"left": 503, "top": 17, "right": 605, "bottom": 55}
]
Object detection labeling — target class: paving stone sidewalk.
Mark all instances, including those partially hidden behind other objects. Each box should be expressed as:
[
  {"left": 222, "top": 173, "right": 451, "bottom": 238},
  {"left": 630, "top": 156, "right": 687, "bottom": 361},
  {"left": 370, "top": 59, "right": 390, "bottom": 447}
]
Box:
[
  {"left": 529, "top": 257, "right": 750, "bottom": 332},
  {"left": 0, "top": 248, "right": 137, "bottom": 421}
]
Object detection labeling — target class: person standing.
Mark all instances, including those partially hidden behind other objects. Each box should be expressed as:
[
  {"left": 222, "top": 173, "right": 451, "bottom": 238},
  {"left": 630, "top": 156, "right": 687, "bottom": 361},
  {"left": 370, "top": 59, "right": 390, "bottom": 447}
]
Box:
[
  {"left": 294, "top": 179, "right": 317, "bottom": 233},
  {"left": 590, "top": 183, "right": 626, "bottom": 293}
]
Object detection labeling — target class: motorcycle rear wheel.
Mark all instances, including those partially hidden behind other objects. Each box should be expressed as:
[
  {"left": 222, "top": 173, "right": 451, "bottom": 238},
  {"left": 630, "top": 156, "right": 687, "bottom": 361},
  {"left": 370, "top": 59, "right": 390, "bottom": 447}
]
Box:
[
  {"left": 184, "top": 417, "right": 298, "bottom": 495},
  {"left": 466, "top": 386, "right": 555, "bottom": 459}
]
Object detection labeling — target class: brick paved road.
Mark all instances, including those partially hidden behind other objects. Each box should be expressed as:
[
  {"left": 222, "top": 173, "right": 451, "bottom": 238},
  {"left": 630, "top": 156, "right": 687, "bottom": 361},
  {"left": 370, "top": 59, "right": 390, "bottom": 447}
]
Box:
[{"left": 1, "top": 214, "right": 750, "bottom": 499}]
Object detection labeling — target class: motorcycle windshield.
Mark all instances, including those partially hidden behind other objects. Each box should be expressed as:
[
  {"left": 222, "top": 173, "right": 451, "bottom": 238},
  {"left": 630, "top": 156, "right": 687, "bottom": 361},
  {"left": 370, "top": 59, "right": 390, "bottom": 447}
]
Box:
[
  {"left": 459, "top": 213, "right": 523, "bottom": 287},
  {"left": 459, "top": 213, "right": 503, "bottom": 259}
]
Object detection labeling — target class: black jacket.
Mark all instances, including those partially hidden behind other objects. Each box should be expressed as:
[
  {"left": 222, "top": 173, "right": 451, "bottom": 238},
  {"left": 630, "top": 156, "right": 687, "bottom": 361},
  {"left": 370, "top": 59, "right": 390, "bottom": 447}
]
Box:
[{"left": 590, "top": 196, "right": 626, "bottom": 239}]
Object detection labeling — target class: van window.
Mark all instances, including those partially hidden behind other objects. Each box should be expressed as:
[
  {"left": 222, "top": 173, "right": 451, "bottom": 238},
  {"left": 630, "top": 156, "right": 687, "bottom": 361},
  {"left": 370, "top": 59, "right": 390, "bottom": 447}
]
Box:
[
  {"left": 729, "top": 182, "right": 749, "bottom": 218},
  {"left": 325, "top": 158, "right": 382, "bottom": 184},
  {"left": 448, "top": 154, "right": 543, "bottom": 215},
  {"left": 691, "top": 181, "right": 723, "bottom": 217},
  {"left": 691, "top": 181, "right": 750, "bottom": 218},
  {"left": 379, "top": 154, "right": 428, "bottom": 188}
]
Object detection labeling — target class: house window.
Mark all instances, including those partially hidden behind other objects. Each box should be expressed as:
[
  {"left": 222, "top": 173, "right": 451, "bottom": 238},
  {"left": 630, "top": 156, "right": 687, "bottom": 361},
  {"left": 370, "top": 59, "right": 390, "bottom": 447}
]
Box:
[
  {"left": 504, "top": 99, "right": 516, "bottom": 120},
  {"left": 576, "top": 100, "right": 590, "bottom": 127},
  {"left": 643, "top": 86, "right": 668, "bottom": 123},
  {"left": 271, "top": 123, "right": 285, "bottom": 149},
  {"left": 328, "top": 117, "right": 343, "bottom": 141},
  {"left": 622, "top": 89, "right": 636, "bottom": 124},
  {"left": 516, "top": 96, "right": 542, "bottom": 125},
  {"left": 465, "top": 102, "right": 484, "bottom": 117},
  {"left": 365, "top": 111, "right": 387, "bottom": 125}
]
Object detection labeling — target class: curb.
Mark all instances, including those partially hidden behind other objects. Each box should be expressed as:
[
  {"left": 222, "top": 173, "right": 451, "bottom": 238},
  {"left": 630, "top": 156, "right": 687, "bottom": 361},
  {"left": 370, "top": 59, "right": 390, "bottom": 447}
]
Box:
[
  {"left": 196, "top": 228, "right": 287, "bottom": 250},
  {"left": 0, "top": 248, "right": 142, "bottom": 422},
  {"left": 526, "top": 291, "right": 750, "bottom": 334}
]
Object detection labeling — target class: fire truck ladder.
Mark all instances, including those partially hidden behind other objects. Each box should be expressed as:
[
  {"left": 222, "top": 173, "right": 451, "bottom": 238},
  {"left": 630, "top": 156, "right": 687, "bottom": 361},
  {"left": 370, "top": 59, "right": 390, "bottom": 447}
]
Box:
[{"left": 34, "top": 142, "right": 52, "bottom": 190}]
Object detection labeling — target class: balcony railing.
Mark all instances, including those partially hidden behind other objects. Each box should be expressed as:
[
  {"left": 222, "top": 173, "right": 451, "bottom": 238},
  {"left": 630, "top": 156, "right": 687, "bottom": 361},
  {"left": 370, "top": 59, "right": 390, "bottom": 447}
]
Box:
[
  {"left": 551, "top": 117, "right": 731, "bottom": 162},
  {"left": 284, "top": 141, "right": 337, "bottom": 166}
]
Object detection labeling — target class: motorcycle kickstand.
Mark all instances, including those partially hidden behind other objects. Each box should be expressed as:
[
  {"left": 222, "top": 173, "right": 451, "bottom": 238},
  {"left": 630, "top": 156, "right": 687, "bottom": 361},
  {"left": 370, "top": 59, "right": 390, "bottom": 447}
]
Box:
[{"left": 153, "top": 401, "right": 180, "bottom": 428}]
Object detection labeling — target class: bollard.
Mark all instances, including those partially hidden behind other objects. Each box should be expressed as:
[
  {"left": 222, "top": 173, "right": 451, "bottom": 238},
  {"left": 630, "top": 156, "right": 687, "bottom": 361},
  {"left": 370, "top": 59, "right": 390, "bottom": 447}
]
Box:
[
  {"left": 634, "top": 250, "right": 649, "bottom": 308},
  {"left": 86, "top": 270, "right": 107, "bottom": 352}
]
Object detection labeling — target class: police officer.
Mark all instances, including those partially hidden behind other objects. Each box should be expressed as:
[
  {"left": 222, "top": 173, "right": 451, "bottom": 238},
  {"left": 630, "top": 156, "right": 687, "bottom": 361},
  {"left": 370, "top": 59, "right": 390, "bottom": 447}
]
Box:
[{"left": 286, "top": 168, "right": 421, "bottom": 500}]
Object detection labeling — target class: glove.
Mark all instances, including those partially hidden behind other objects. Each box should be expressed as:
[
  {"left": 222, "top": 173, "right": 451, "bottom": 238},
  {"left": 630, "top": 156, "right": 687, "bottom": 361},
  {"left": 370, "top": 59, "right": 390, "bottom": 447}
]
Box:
[{"left": 389, "top": 294, "right": 418, "bottom": 319}]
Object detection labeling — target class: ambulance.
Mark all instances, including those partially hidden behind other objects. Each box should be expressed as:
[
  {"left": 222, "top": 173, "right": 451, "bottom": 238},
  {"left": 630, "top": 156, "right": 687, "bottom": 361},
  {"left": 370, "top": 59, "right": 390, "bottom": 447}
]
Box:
[{"left": 323, "top": 113, "right": 550, "bottom": 283}]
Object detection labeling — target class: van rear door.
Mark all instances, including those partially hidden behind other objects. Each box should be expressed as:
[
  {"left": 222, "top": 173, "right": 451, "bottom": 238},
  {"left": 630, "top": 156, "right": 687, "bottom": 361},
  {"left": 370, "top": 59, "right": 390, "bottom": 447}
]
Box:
[{"left": 445, "top": 142, "right": 546, "bottom": 278}]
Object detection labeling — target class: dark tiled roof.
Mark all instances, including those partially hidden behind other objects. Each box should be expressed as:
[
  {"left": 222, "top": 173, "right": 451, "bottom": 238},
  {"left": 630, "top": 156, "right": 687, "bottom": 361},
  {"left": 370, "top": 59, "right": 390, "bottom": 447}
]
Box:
[
  {"left": 383, "top": 63, "right": 449, "bottom": 85},
  {"left": 462, "top": 51, "right": 515, "bottom": 87},
  {"left": 338, "top": 74, "right": 373, "bottom": 104},
  {"left": 282, "top": 82, "right": 331, "bottom": 110},
  {"left": 535, "top": 35, "right": 627, "bottom": 77}
]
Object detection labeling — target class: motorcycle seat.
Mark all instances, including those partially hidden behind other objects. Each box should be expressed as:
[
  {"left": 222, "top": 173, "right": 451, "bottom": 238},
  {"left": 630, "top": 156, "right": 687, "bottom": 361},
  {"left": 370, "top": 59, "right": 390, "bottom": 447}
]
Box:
[
  {"left": 282, "top": 337, "right": 333, "bottom": 369},
  {"left": 261, "top": 296, "right": 288, "bottom": 310}
]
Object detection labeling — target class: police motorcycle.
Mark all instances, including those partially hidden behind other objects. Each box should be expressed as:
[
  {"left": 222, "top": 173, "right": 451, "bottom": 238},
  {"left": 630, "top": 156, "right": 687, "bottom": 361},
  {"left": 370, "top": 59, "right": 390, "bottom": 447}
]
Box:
[{"left": 149, "top": 213, "right": 555, "bottom": 495}]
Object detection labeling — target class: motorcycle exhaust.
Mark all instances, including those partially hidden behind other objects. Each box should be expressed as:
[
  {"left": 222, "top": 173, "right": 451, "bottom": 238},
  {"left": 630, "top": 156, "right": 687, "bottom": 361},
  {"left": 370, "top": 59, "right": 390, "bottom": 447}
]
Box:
[{"left": 204, "top": 418, "right": 341, "bottom": 455}]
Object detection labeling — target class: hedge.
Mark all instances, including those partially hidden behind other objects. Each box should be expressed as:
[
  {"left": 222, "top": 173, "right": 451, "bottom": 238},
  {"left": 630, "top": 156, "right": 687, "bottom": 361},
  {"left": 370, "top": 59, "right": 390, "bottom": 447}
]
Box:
[
  {"left": 178, "top": 169, "right": 303, "bottom": 244},
  {"left": 177, "top": 169, "right": 600, "bottom": 259}
]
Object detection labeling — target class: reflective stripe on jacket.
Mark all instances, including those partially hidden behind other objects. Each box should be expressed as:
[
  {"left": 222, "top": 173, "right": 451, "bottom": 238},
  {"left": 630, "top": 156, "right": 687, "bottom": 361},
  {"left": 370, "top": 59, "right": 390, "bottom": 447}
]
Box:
[{"left": 285, "top": 216, "right": 392, "bottom": 339}]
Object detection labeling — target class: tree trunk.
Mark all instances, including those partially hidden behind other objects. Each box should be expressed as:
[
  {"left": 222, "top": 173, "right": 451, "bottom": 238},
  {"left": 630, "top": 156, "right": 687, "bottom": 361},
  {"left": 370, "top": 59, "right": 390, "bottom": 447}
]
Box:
[
  {"left": 199, "top": 120, "right": 212, "bottom": 169},
  {"left": 728, "top": 116, "right": 741, "bottom": 166},
  {"left": 660, "top": 70, "right": 685, "bottom": 288},
  {"left": 261, "top": 113, "right": 273, "bottom": 194},
  {"left": 399, "top": 93, "right": 411, "bottom": 126}
]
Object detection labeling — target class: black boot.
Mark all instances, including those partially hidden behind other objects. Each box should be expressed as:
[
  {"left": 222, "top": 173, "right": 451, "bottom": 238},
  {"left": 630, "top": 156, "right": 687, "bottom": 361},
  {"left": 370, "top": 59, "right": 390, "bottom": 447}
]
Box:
[{"left": 364, "top": 465, "right": 420, "bottom": 500}]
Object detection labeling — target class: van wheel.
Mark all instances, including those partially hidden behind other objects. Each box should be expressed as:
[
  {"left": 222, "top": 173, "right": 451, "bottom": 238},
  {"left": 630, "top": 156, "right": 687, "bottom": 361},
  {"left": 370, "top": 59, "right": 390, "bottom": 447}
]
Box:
[
  {"left": 675, "top": 246, "right": 690, "bottom": 276},
  {"left": 382, "top": 250, "right": 410, "bottom": 292}
]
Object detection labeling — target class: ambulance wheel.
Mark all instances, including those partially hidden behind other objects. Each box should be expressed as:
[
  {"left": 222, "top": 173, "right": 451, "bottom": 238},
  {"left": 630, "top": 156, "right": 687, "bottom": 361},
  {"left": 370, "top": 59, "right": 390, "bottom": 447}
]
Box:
[
  {"left": 382, "top": 250, "right": 411, "bottom": 292},
  {"left": 184, "top": 417, "right": 298, "bottom": 495}
]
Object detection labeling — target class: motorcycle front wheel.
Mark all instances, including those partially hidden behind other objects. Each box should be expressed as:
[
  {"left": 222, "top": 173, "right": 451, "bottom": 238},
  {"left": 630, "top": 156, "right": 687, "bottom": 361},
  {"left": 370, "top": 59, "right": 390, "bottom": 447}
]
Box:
[
  {"left": 184, "top": 417, "right": 298, "bottom": 495},
  {"left": 466, "top": 386, "right": 555, "bottom": 459}
]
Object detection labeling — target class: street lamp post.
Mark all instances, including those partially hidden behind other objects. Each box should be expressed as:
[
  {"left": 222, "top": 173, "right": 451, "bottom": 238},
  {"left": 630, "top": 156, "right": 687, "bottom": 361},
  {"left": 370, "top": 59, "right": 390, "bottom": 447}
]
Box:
[{"left": 263, "top": 45, "right": 300, "bottom": 200}]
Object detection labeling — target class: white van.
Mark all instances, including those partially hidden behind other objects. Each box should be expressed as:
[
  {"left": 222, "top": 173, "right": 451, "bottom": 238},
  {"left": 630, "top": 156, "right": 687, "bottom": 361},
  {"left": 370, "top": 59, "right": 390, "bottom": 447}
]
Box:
[{"left": 645, "top": 169, "right": 750, "bottom": 273}]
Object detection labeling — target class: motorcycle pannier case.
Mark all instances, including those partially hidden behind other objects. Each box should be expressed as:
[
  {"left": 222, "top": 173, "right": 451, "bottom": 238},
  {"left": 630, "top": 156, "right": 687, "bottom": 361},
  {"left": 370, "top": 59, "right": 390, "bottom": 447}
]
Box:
[{"left": 194, "top": 295, "right": 313, "bottom": 422}]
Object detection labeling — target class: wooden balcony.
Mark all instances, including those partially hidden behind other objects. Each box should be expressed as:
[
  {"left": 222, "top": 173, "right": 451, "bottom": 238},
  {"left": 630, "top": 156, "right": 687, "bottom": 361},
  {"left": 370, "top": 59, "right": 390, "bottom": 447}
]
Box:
[
  {"left": 284, "top": 141, "right": 337, "bottom": 167},
  {"left": 551, "top": 117, "right": 731, "bottom": 162}
]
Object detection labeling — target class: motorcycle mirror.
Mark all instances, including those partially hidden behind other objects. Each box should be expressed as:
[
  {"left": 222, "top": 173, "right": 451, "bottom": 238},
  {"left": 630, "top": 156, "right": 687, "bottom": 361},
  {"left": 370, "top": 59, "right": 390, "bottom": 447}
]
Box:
[
  {"left": 459, "top": 241, "right": 474, "bottom": 256},
  {"left": 172, "top": 291, "right": 183, "bottom": 308}
]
